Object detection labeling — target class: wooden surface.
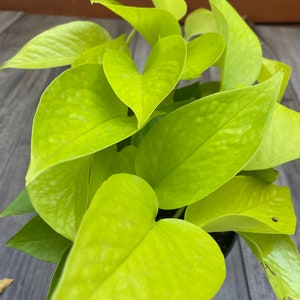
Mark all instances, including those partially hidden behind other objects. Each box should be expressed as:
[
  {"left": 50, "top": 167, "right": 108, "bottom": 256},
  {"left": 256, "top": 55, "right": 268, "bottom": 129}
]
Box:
[
  {"left": 0, "top": 1, "right": 300, "bottom": 23},
  {"left": 0, "top": 11, "right": 299, "bottom": 300}
]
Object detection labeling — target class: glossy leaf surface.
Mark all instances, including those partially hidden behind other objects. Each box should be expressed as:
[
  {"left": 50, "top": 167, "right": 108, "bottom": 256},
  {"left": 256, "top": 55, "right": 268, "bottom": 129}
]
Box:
[
  {"left": 28, "top": 156, "right": 92, "bottom": 240},
  {"left": 52, "top": 174, "right": 225, "bottom": 300},
  {"left": 72, "top": 35, "right": 128, "bottom": 67},
  {"left": 240, "top": 233, "right": 300, "bottom": 299},
  {"left": 184, "top": 9, "right": 218, "bottom": 40},
  {"left": 245, "top": 104, "right": 300, "bottom": 170},
  {"left": 136, "top": 73, "right": 282, "bottom": 209},
  {"left": 0, "top": 189, "right": 34, "bottom": 217},
  {"left": 182, "top": 32, "right": 225, "bottom": 80},
  {"left": 1, "top": 21, "right": 111, "bottom": 69},
  {"left": 26, "top": 64, "right": 137, "bottom": 183},
  {"left": 91, "top": 0, "right": 181, "bottom": 46},
  {"left": 258, "top": 58, "right": 291, "bottom": 102},
  {"left": 6, "top": 216, "right": 71, "bottom": 264},
  {"left": 209, "top": 0, "right": 262, "bottom": 90},
  {"left": 103, "top": 35, "right": 186, "bottom": 127},
  {"left": 185, "top": 176, "right": 296, "bottom": 234},
  {"left": 151, "top": 0, "right": 187, "bottom": 20}
]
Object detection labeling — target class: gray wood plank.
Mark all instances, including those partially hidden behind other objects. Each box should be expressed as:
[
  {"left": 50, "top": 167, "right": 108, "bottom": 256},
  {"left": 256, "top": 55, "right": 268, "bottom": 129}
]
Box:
[{"left": 0, "top": 11, "right": 24, "bottom": 34}]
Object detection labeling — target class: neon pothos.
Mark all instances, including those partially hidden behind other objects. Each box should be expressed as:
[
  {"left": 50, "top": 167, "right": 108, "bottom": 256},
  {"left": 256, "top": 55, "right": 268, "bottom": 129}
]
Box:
[{"left": 1, "top": 0, "right": 300, "bottom": 299}]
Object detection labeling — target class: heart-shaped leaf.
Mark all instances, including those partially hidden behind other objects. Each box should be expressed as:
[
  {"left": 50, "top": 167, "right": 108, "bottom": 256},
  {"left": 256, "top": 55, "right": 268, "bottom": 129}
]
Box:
[
  {"left": 135, "top": 72, "right": 282, "bottom": 209},
  {"left": 245, "top": 104, "right": 300, "bottom": 170},
  {"left": 91, "top": 0, "right": 181, "bottom": 46},
  {"left": 151, "top": 0, "right": 187, "bottom": 20},
  {"left": 1, "top": 21, "right": 111, "bottom": 69},
  {"left": 26, "top": 64, "right": 137, "bottom": 183},
  {"left": 103, "top": 35, "right": 186, "bottom": 127},
  {"left": 51, "top": 174, "right": 225, "bottom": 300},
  {"left": 185, "top": 176, "right": 296, "bottom": 234},
  {"left": 182, "top": 32, "right": 225, "bottom": 80},
  {"left": 209, "top": 0, "right": 262, "bottom": 90},
  {"left": 240, "top": 233, "right": 300, "bottom": 299},
  {"left": 184, "top": 8, "right": 218, "bottom": 40},
  {"left": 6, "top": 215, "right": 71, "bottom": 264},
  {"left": 258, "top": 58, "right": 291, "bottom": 102}
]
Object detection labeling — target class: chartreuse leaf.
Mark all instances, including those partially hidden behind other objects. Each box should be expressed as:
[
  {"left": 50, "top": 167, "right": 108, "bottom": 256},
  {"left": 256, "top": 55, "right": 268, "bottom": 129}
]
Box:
[
  {"left": 151, "top": 0, "right": 187, "bottom": 20},
  {"left": 88, "top": 146, "right": 116, "bottom": 201},
  {"left": 47, "top": 248, "right": 70, "bottom": 300},
  {"left": 0, "top": 189, "right": 34, "bottom": 217},
  {"left": 258, "top": 57, "right": 291, "bottom": 102},
  {"left": 51, "top": 174, "right": 225, "bottom": 300},
  {"left": 103, "top": 35, "right": 186, "bottom": 128},
  {"left": 6, "top": 215, "right": 71, "bottom": 264},
  {"left": 106, "top": 145, "right": 137, "bottom": 176},
  {"left": 72, "top": 34, "right": 129, "bottom": 67},
  {"left": 136, "top": 72, "right": 283, "bottom": 209},
  {"left": 0, "top": 21, "right": 111, "bottom": 69},
  {"left": 26, "top": 64, "right": 137, "bottom": 183},
  {"left": 184, "top": 8, "right": 218, "bottom": 40},
  {"left": 182, "top": 32, "right": 225, "bottom": 80},
  {"left": 209, "top": 0, "right": 262, "bottom": 90},
  {"left": 245, "top": 104, "right": 300, "bottom": 170},
  {"left": 91, "top": 0, "right": 181, "bottom": 46},
  {"left": 28, "top": 156, "right": 92, "bottom": 240},
  {"left": 28, "top": 147, "right": 117, "bottom": 241},
  {"left": 185, "top": 176, "right": 296, "bottom": 234},
  {"left": 240, "top": 233, "right": 300, "bottom": 299}
]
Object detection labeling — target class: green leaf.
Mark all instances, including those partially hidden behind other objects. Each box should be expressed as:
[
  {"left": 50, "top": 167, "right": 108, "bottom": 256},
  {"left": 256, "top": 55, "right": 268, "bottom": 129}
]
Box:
[
  {"left": 182, "top": 32, "right": 225, "bottom": 80},
  {"left": 26, "top": 64, "right": 137, "bottom": 183},
  {"left": 27, "top": 156, "right": 92, "bottom": 240},
  {"left": 135, "top": 72, "right": 283, "bottom": 209},
  {"left": 185, "top": 176, "right": 296, "bottom": 234},
  {"left": 103, "top": 35, "right": 186, "bottom": 128},
  {"left": 209, "top": 0, "right": 262, "bottom": 90},
  {"left": 1, "top": 21, "right": 111, "bottom": 69},
  {"left": 106, "top": 145, "right": 137, "bottom": 176},
  {"left": 184, "top": 8, "right": 218, "bottom": 40},
  {"left": 173, "top": 82, "right": 201, "bottom": 102},
  {"left": 51, "top": 174, "right": 225, "bottom": 300},
  {"left": 258, "top": 58, "right": 291, "bottom": 102},
  {"left": 6, "top": 215, "right": 71, "bottom": 264},
  {"left": 47, "top": 247, "right": 71, "bottom": 300},
  {"left": 0, "top": 189, "right": 35, "bottom": 217},
  {"left": 88, "top": 146, "right": 117, "bottom": 202},
  {"left": 151, "top": 0, "right": 187, "bottom": 20},
  {"left": 91, "top": 0, "right": 181, "bottom": 46},
  {"left": 245, "top": 104, "right": 300, "bottom": 170},
  {"left": 238, "top": 168, "right": 279, "bottom": 183},
  {"left": 72, "top": 34, "right": 128, "bottom": 67},
  {"left": 240, "top": 233, "right": 300, "bottom": 299}
]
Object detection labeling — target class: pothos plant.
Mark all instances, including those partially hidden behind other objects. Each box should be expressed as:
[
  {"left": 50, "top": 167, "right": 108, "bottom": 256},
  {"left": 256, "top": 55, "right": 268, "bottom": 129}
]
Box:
[{"left": 1, "top": 0, "right": 300, "bottom": 299}]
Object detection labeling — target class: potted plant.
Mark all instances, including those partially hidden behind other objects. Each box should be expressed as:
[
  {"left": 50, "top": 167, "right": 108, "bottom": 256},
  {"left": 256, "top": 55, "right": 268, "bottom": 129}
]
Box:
[{"left": 1, "top": 0, "right": 300, "bottom": 298}]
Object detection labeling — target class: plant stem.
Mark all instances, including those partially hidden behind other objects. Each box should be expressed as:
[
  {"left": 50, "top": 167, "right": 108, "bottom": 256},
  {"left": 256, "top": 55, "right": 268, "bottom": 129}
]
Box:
[
  {"left": 126, "top": 28, "right": 136, "bottom": 45},
  {"left": 172, "top": 207, "right": 185, "bottom": 219}
]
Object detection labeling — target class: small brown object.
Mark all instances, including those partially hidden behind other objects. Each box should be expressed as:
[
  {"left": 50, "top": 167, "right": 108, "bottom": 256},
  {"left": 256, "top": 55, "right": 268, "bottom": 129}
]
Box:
[
  {"left": 272, "top": 217, "right": 279, "bottom": 222},
  {"left": 0, "top": 278, "right": 14, "bottom": 294}
]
